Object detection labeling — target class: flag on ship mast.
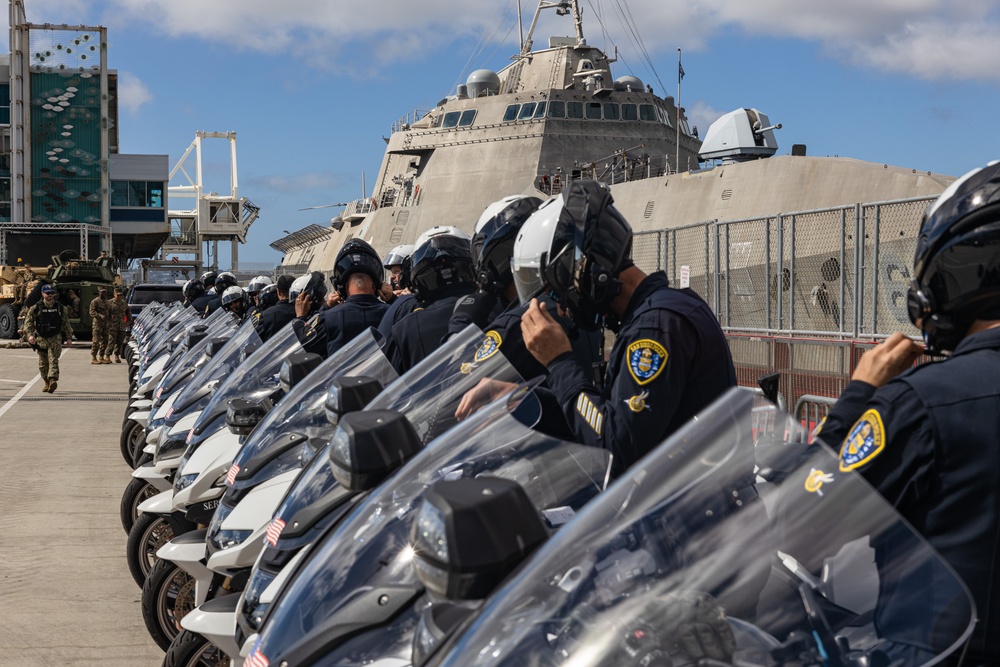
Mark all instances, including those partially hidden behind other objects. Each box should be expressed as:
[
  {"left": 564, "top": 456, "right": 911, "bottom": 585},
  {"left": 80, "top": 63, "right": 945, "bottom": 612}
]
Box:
[{"left": 678, "top": 55, "right": 685, "bottom": 81}]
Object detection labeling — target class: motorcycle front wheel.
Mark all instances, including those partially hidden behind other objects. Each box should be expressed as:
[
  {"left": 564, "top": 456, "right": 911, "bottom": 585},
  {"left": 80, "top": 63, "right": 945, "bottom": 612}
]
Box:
[
  {"left": 142, "top": 559, "right": 196, "bottom": 651},
  {"left": 127, "top": 512, "right": 175, "bottom": 587},
  {"left": 120, "top": 477, "right": 158, "bottom": 534},
  {"left": 120, "top": 419, "right": 146, "bottom": 467},
  {"left": 163, "top": 629, "right": 232, "bottom": 667}
]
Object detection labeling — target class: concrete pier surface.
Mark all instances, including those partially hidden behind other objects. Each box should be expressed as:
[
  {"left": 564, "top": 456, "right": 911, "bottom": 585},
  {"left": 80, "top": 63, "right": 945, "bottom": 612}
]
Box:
[{"left": 0, "top": 343, "right": 163, "bottom": 666}]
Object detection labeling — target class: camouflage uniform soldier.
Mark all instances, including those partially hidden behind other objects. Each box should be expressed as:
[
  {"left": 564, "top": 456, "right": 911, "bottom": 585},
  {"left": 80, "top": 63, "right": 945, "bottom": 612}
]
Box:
[
  {"left": 89, "top": 287, "right": 111, "bottom": 364},
  {"left": 106, "top": 288, "right": 130, "bottom": 363},
  {"left": 23, "top": 284, "right": 74, "bottom": 393}
]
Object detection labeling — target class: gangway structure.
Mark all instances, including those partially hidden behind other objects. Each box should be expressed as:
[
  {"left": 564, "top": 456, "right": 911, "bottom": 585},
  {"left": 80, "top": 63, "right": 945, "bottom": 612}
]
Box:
[{"left": 142, "top": 131, "right": 260, "bottom": 278}]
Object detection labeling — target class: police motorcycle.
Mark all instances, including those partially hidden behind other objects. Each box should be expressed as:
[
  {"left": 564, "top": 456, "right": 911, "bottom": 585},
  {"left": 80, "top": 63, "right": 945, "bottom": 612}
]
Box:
[
  {"left": 141, "top": 328, "right": 397, "bottom": 651},
  {"left": 159, "top": 322, "right": 524, "bottom": 662},
  {"left": 126, "top": 319, "right": 269, "bottom": 586},
  {"left": 400, "top": 387, "right": 976, "bottom": 667},
  {"left": 122, "top": 311, "right": 237, "bottom": 467},
  {"left": 120, "top": 322, "right": 240, "bottom": 534},
  {"left": 238, "top": 375, "right": 613, "bottom": 667}
]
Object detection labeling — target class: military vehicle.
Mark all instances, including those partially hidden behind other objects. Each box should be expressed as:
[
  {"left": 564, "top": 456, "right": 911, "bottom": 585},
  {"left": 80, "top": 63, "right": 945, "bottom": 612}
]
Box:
[{"left": 0, "top": 249, "right": 121, "bottom": 340}]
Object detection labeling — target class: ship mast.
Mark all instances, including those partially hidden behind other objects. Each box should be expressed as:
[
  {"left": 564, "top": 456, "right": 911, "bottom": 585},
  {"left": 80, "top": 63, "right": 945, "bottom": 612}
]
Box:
[{"left": 520, "top": 0, "right": 585, "bottom": 57}]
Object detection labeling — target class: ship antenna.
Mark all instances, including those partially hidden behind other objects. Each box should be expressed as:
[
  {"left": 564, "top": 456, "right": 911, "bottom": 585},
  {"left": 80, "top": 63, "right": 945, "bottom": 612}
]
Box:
[{"left": 520, "top": 1, "right": 584, "bottom": 57}]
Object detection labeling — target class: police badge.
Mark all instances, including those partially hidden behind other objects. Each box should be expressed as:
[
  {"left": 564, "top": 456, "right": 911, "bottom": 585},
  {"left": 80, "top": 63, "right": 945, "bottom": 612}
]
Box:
[
  {"left": 839, "top": 409, "right": 885, "bottom": 472},
  {"left": 474, "top": 330, "right": 502, "bottom": 363},
  {"left": 626, "top": 339, "right": 667, "bottom": 385}
]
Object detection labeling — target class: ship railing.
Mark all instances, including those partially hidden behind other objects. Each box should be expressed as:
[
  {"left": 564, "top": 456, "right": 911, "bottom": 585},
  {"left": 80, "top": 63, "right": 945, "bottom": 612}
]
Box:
[
  {"left": 535, "top": 155, "right": 675, "bottom": 195},
  {"left": 391, "top": 109, "right": 433, "bottom": 134},
  {"left": 375, "top": 185, "right": 424, "bottom": 209},
  {"left": 344, "top": 197, "right": 379, "bottom": 220},
  {"left": 624, "top": 194, "right": 941, "bottom": 408}
]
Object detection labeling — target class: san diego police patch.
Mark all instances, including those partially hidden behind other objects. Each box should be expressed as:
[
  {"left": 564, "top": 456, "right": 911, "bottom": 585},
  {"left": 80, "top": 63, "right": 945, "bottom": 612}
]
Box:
[
  {"left": 627, "top": 340, "right": 667, "bottom": 385},
  {"left": 475, "top": 331, "right": 502, "bottom": 363},
  {"left": 839, "top": 409, "right": 885, "bottom": 472}
]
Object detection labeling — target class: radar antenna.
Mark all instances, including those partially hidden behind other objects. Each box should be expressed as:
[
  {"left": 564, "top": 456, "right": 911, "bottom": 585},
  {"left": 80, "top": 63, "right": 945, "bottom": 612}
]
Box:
[{"left": 521, "top": 0, "right": 584, "bottom": 57}]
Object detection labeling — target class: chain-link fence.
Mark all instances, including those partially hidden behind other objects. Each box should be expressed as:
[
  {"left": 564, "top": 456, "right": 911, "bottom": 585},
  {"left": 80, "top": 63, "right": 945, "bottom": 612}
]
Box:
[{"left": 631, "top": 195, "right": 937, "bottom": 407}]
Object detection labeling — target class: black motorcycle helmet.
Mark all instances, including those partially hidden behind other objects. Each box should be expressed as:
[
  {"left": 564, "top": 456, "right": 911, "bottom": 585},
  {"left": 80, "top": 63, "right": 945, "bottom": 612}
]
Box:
[
  {"left": 907, "top": 161, "right": 1000, "bottom": 354},
  {"left": 472, "top": 195, "right": 543, "bottom": 295},
  {"left": 215, "top": 271, "right": 239, "bottom": 292},
  {"left": 333, "top": 239, "right": 383, "bottom": 297},
  {"left": 289, "top": 271, "right": 329, "bottom": 312},
  {"left": 200, "top": 271, "right": 218, "bottom": 289},
  {"left": 513, "top": 180, "right": 632, "bottom": 330},
  {"left": 409, "top": 227, "right": 476, "bottom": 305},
  {"left": 258, "top": 284, "right": 279, "bottom": 309},
  {"left": 183, "top": 279, "right": 206, "bottom": 302}
]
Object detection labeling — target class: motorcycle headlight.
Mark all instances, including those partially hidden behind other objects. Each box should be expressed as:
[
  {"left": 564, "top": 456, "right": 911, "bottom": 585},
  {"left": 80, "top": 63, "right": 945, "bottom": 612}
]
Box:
[
  {"left": 155, "top": 431, "right": 187, "bottom": 463},
  {"left": 207, "top": 502, "right": 252, "bottom": 551},
  {"left": 174, "top": 473, "right": 198, "bottom": 493}
]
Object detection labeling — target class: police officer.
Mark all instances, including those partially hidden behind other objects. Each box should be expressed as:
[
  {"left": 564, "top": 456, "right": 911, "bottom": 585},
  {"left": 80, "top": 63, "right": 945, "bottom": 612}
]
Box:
[
  {"left": 221, "top": 285, "right": 249, "bottom": 322},
  {"left": 376, "top": 248, "right": 421, "bottom": 340},
  {"left": 246, "top": 275, "right": 272, "bottom": 311},
  {"left": 202, "top": 271, "right": 238, "bottom": 318},
  {"left": 384, "top": 243, "right": 414, "bottom": 295},
  {"left": 185, "top": 279, "right": 212, "bottom": 312},
  {"left": 201, "top": 270, "right": 218, "bottom": 295},
  {"left": 24, "top": 284, "right": 74, "bottom": 393},
  {"left": 382, "top": 227, "right": 477, "bottom": 374},
  {"left": 256, "top": 275, "right": 297, "bottom": 341},
  {"left": 515, "top": 180, "right": 737, "bottom": 476},
  {"left": 89, "top": 286, "right": 111, "bottom": 364},
  {"left": 294, "top": 240, "right": 388, "bottom": 358},
  {"left": 817, "top": 162, "right": 1000, "bottom": 664}
]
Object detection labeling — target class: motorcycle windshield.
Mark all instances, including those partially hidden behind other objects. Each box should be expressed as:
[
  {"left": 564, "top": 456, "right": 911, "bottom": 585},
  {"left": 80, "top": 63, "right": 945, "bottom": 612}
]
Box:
[
  {"left": 254, "top": 383, "right": 614, "bottom": 664},
  {"left": 265, "top": 324, "right": 528, "bottom": 549},
  {"left": 156, "top": 319, "right": 238, "bottom": 399},
  {"left": 225, "top": 329, "right": 398, "bottom": 484},
  {"left": 172, "top": 318, "right": 262, "bottom": 414},
  {"left": 144, "top": 308, "right": 201, "bottom": 358},
  {"left": 428, "top": 387, "right": 976, "bottom": 667},
  {"left": 188, "top": 322, "right": 304, "bottom": 441}
]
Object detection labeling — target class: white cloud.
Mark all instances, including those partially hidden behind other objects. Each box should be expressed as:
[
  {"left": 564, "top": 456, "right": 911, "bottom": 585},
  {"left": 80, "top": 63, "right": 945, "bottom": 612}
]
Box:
[
  {"left": 685, "top": 101, "right": 726, "bottom": 140},
  {"left": 245, "top": 171, "right": 345, "bottom": 194},
  {"left": 68, "top": 0, "right": 1000, "bottom": 86},
  {"left": 116, "top": 71, "right": 152, "bottom": 113}
]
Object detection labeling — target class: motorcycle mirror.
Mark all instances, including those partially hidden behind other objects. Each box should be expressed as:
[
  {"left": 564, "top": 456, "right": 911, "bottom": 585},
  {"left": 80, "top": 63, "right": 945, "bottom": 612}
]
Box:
[
  {"left": 327, "top": 410, "right": 421, "bottom": 491},
  {"left": 410, "top": 477, "right": 547, "bottom": 601},
  {"left": 757, "top": 372, "right": 781, "bottom": 405},
  {"left": 206, "top": 336, "right": 230, "bottom": 358},
  {"left": 227, "top": 398, "right": 268, "bottom": 436},
  {"left": 185, "top": 330, "right": 209, "bottom": 349},
  {"left": 325, "top": 376, "right": 385, "bottom": 425},
  {"left": 279, "top": 352, "right": 324, "bottom": 393},
  {"left": 240, "top": 342, "right": 260, "bottom": 364}
]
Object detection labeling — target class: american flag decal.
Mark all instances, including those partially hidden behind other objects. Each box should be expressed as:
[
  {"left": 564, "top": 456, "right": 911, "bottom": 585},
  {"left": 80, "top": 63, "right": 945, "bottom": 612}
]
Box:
[
  {"left": 265, "top": 517, "right": 286, "bottom": 547},
  {"left": 226, "top": 463, "right": 240, "bottom": 486},
  {"left": 246, "top": 643, "right": 270, "bottom": 667}
]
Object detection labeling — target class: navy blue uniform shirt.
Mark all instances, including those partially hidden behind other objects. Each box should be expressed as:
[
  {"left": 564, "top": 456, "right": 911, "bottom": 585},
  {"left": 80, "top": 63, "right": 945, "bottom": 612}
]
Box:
[
  {"left": 377, "top": 293, "right": 420, "bottom": 340},
  {"left": 295, "top": 294, "right": 388, "bottom": 359},
  {"left": 255, "top": 299, "right": 296, "bottom": 342},
  {"left": 384, "top": 288, "right": 472, "bottom": 375},
  {"left": 545, "top": 272, "right": 737, "bottom": 476},
  {"left": 818, "top": 326, "right": 1000, "bottom": 663}
]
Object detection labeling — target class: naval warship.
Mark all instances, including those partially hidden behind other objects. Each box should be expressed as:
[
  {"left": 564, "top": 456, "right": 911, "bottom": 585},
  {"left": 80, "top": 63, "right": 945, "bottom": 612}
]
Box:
[{"left": 274, "top": 0, "right": 952, "bottom": 344}]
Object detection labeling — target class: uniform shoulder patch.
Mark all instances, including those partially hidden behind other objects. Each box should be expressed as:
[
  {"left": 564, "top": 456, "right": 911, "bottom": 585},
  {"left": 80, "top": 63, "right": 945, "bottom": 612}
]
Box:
[
  {"left": 626, "top": 339, "right": 668, "bottom": 385},
  {"left": 474, "top": 330, "right": 502, "bottom": 362},
  {"left": 839, "top": 409, "right": 885, "bottom": 472}
]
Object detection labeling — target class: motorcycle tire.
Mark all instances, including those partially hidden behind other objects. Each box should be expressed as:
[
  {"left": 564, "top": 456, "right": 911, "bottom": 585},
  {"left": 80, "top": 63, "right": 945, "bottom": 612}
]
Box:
[
  {"left": 163, "top": 629, "right": 232, "bottom": 667},
  {"left": 142, "top": 559, "right": 196, "bottom": 652},
  {"left": 120, "top": 477, "right": 158, "bottom": 534},
  {"left": 121, "top": 419, "right": 146, "bottom": 468},
  {"left": 127, "top": 512, "right": 175, "bottom": 587},
  {"left": 134, "top": 449, "right": 153, "bottom": 470}
]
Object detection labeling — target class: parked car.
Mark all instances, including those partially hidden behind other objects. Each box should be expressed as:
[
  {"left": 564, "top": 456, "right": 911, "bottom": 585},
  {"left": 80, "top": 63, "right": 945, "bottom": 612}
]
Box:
[{"left": 127, "top": 283, "right": 185, "bottom": 318}]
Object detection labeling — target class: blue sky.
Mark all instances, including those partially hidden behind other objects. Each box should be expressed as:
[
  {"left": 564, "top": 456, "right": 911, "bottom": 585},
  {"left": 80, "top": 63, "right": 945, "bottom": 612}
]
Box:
[{"left": 12, "top": 0, "right": 1000, "bottom": 266}]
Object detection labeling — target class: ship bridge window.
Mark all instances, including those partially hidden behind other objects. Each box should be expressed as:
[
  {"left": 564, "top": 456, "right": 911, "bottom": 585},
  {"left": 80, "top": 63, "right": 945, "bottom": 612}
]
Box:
[
  {"left": 586, "top": 102, "right": 602, "bottom": 120},
  {"left": 622, "top": 103, "right": 638, "bottom": 121},
  {"left": 639, "top": 104, "right": 657, "bottom": 121},
  {"left": 548, "top": 101, "right": 565, "bottom": 118},
  {"left": 567, "top": 101, "right": 584, "bottom": 119},
  {"left": 603, "top": 103, "right": 620, "bottom": 120},
  {"left": 459, "top": 109, "right": 477, "bottom": 126},
  {"left": 534, "top": 102, "right": 547, "bottom": 118},
  {"left": 518, "top": 102, "right": 538, "bottom": 120},
  {"left": 442, "top": 111, "right": 461, "bottom": 128},
  {"left": 503, "top": 104, "right": 521, "bottom": 122}
]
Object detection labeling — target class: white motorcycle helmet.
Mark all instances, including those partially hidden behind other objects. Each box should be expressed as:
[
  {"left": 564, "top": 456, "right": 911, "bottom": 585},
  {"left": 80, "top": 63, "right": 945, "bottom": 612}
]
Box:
[
  {"left": 512, "top": 196, "right": 563, "bottom": 304},
  {"left": 383, "top": 244, "right": 415, "bottom": 269}
]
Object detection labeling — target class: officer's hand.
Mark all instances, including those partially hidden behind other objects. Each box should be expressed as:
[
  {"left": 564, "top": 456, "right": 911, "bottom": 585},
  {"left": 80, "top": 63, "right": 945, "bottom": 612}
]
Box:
[
  {"left": 326, "top": 292, "right": 343, "bottom": 308},
  {"left": 852, "top": 332, "right": 923, "bottom": 387},
  {"left": 521, "top": 299, "right": 572, "bottom": 366},
  {"left": 376, "top": 282, "right": 393, "bottom": 303},
  {"left": 456, "top": 377, "right": 517, "bottom": 420},
  {"left": 65, "top": 339, "right": 73, "bottom": 348},
  {"left": 27, "top": 335, "right": 35, "bottom": 345},
  {"left": 294, "top": 292, "right": 312, "bottom": 318}
]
